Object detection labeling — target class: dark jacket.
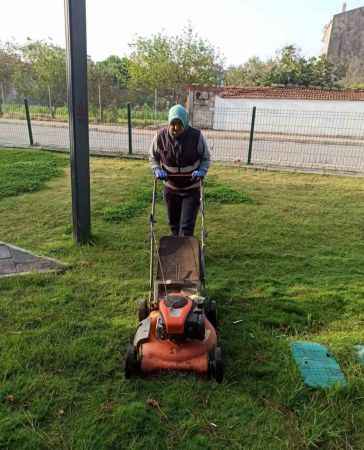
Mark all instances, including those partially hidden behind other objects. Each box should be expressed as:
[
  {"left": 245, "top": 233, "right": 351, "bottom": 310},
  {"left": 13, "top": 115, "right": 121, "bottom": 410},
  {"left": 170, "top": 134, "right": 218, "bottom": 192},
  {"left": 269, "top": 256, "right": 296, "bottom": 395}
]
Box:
[{"left": 149, "top": 126, "right": 211, "bottom": 190}]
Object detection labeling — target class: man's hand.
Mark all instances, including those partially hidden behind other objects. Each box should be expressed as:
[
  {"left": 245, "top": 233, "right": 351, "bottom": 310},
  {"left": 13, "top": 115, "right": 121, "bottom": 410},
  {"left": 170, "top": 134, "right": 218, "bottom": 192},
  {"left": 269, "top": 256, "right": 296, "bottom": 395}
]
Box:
[
  {"left": 154, "top": 168, "right": 168, "bottom": 180},
  {"left": 191, "top": 169, "right": 206, "bottom": 180}
]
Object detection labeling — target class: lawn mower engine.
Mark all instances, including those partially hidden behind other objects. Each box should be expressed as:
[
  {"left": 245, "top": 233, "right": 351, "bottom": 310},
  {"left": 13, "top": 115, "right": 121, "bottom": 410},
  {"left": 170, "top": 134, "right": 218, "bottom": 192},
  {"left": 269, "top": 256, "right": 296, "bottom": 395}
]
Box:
[{"left": 156, "top": 294, "right": 205, "bottom": 342}]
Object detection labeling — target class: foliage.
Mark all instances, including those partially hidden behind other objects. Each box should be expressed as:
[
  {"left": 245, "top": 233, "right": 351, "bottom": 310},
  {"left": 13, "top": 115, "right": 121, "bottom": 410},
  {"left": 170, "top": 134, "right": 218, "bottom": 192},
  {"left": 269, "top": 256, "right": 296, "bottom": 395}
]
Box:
[
  {"left": 224, "top": 45, "right": 345, "bottom": 88},
  {"left": 0, "top": 41, "right": 22, "bottom": 104},
  {"left": 0, "top": 37, "right": 354, "bottom": 113},
  {"left": 21, "top": 39, "right": 67, "bottom": 110},
  {"left": 348, "top": 83, "right": 364, "bottom": 89},
  {"left": 88, "top": 56, "right": 130, "bottom": 120},
  {"left": 1, "top": 102, "right": 168, "bottom": 126},
  {"left": 98, "top": 55, "right": 129, "bottom": 90},
  {"left": 128, "top": 26, "right": 224, "bottom": 102},
  {"left": 224, "top": 57, "right": 273, "bottom": 86}
]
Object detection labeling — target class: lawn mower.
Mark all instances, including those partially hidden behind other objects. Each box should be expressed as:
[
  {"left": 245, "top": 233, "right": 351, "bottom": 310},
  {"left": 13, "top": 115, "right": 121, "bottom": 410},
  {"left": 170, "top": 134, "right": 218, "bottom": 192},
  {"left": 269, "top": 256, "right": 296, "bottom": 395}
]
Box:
[{"left": 124, "top": 176, "right": 223, "bottom": 382}]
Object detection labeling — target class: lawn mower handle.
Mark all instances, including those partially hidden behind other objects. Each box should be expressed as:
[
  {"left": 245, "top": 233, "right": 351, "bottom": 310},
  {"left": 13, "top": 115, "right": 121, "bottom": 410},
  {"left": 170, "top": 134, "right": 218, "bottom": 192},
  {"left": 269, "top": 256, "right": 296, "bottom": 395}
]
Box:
[{"left": 149, "top": 176, "right": 206, "bottom": 300}]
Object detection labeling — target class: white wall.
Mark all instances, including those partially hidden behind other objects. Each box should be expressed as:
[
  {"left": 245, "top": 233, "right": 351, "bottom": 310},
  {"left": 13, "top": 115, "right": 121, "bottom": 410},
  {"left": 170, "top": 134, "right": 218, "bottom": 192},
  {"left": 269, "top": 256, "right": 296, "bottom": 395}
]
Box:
[{"left": 213, "top": 96, "right": 364, "bottom": 137}]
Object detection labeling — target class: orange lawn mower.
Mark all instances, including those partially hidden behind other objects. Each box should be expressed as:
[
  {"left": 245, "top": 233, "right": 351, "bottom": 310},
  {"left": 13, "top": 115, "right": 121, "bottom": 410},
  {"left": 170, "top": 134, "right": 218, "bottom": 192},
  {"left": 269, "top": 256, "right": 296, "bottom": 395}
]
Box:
[{"left": 124, "top": 175, "right": 223, "bottom": 382}]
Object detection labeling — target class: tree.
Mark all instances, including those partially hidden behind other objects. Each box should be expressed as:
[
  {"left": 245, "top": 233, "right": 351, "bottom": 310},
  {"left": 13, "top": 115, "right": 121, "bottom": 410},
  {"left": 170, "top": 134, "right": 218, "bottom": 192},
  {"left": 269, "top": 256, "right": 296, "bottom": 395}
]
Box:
[
  {"left": 260, "top": 45, "right": 306, "bottom": 86},
  {"left": 97, "top": 55, "right": 129, "bottom": 89},
  {"left": 0, "top": 41, "right": 20, "bottom": 105},
  {"left": 21, "top": 39, "right": 67, "bottom": 115},
  {"left": 127, "top": 27, "right": 224, "bottom": 106},
  {"left": 226, "top": 45, "right": 345, "bottom": 88},
  {"left": 173, "top": 26, "right": 224, "bottom": 86},
  {"left": 88, "top": 60, "right": 115, "bottom": 121},
  {"left": 309, "top": 55, "right": 345, "bottom": 87},
  {"left": 128, "top": 33, "right": 176, "bottom": 92},
  {"left": 224, "top": 57, "right": 272, "bottom": 86}
]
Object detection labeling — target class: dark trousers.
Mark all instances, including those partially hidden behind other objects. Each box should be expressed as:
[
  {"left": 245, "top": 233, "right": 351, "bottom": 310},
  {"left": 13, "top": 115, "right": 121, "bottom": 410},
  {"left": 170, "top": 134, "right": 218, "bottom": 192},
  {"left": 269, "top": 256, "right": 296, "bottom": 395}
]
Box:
[{"left": 164, "top": 187, "right": 200, "bottom": 236}]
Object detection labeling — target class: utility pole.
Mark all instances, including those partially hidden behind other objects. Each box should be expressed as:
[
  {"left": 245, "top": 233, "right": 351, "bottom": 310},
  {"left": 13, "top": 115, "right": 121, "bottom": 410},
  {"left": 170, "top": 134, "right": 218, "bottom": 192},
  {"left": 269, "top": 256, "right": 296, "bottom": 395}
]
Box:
[{"left": 64, "top": 0, "right": 91, "bottom": 244}]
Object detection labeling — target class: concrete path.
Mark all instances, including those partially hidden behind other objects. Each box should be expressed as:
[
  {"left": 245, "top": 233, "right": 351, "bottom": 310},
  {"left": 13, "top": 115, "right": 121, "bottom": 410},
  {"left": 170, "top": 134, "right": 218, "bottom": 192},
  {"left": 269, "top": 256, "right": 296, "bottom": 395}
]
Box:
[{"left": 0, "top": 242, "right": 66, "bottom": 278}]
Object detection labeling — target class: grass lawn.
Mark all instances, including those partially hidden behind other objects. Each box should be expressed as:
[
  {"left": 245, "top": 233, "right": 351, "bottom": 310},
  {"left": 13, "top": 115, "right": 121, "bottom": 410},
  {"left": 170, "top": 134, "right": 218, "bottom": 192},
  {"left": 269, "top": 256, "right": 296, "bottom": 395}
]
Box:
[{"left": 1, "top": 148, "right": 364, "bottom": 449}]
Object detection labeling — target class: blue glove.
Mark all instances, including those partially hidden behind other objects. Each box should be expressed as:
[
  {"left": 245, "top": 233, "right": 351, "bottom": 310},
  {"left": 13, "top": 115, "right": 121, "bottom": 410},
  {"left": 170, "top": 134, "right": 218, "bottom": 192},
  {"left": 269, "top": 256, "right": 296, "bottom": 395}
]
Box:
[
  {"left": 154, "top": 168, "right": 167, "bottom": 180},
  {"left": 191, "top": 169, "right": 206, "bottom": 179}
]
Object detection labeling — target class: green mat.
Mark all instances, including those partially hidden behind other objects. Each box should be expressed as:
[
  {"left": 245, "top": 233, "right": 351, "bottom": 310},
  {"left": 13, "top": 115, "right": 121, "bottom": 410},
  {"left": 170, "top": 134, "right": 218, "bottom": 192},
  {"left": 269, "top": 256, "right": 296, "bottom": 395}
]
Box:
[
  {"left": 291, "top": 341, "right": 346, "bottom": 389},
  {"left": 354, "top": 345, "right": 364, "bottom": 365}
]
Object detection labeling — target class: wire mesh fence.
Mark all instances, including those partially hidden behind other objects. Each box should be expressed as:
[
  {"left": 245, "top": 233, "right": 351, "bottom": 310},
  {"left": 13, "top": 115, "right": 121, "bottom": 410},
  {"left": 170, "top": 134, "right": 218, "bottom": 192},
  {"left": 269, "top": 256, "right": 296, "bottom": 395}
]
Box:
[
  {"left": 0, "top": 103, "right": 30, "bottom": 147},
  {"left": 2, "top": 101, "right": 364, "bottom": 173},
  {"left": 250, "top": 109, "right": 364, "bottom": 171},
  {"left": 205, "top": 107, "right": 252, "bottom": 162}
]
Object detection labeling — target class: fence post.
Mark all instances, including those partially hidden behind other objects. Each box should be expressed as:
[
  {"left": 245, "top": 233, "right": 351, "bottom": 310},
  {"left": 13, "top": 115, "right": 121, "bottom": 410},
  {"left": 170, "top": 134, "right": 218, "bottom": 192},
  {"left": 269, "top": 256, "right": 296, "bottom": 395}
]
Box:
[
  {"left": 127, "top": 102, "right": 133, "bottom": 155},
  {"left": 24, "top": 98, "right": 34, "bottom": 146},
  {"left": 247, "top": 106, "right": 256, "bottom": 165}
]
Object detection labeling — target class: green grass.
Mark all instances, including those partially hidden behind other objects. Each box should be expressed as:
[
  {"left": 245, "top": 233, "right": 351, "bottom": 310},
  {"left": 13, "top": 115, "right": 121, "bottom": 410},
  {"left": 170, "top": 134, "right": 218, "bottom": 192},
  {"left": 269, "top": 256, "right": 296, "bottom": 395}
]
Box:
[
  {"left": 2, "top": 103, "right": 168, "bottom": 126},
  {"left": 205, "top": 176, "right": 253, "bottom": 204},
  {"left": 103, "top": 185, "right": 152, "bottom": 223},
  {"left": 103, "top": 177, "right": 251, "bottom": 223},
  {"left": 1, "top": 148, "right": 364, "bottom": 449},
  {"left": 0, "top": 149, "right": 67, "bottom": 200}
]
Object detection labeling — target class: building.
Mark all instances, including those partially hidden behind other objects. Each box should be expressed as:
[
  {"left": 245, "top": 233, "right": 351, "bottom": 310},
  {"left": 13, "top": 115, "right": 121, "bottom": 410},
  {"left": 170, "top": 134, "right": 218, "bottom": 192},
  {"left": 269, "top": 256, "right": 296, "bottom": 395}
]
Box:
[
  {"left": 322, "top": 4, "right": 364, "bottom": 82},
  {"left": 187, "top": 85, "right": 364, "bottom": 136}
]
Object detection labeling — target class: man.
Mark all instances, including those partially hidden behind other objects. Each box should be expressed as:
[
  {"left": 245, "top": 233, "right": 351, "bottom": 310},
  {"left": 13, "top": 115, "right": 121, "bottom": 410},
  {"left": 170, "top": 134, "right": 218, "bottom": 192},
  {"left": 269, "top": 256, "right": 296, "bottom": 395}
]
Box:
[{"left": 149, "top": 104, "right": 211, "bottom": 236}]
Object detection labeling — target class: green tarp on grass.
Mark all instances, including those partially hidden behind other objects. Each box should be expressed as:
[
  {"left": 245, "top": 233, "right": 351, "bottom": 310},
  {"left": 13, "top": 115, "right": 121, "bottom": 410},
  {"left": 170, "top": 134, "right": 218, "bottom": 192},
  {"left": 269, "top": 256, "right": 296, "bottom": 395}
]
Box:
[{"left": 291, "top": 341, "right": 346, "bottom": 389}]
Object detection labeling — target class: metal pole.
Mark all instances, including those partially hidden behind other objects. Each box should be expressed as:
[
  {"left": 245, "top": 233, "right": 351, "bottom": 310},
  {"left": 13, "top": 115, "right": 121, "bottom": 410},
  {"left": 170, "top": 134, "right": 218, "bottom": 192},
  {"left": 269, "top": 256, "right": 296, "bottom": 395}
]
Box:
[
  {"left": 200, "top": 179, "right": 205, "bottom": 252},
  {"left": 200, "top": 179, "right": 206, "bottom": 286},
  {"left": 127, "top": 102, "right": 133, "bottom": 155},
  {"left": 64, "top": 0, "right": 91, "bottom": 244},
  {"left": 149, "top": 178, "right": 157, "bottom": 304},
  {"left": 247, "top": 106, "right": 256, "bottom": 165},
  {"left": 24, "top": 98, "right": 33, "bottom": 146},
  {"left": 48, "top": 85, "right": 53, "bottom": 118}
]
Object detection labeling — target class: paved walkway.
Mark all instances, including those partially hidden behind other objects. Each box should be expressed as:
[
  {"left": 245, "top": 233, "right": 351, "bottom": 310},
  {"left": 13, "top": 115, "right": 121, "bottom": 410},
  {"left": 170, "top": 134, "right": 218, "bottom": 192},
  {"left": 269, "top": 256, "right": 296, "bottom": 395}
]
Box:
[{"left": 0, "top": 242, "right": 66, "bottom": 278}]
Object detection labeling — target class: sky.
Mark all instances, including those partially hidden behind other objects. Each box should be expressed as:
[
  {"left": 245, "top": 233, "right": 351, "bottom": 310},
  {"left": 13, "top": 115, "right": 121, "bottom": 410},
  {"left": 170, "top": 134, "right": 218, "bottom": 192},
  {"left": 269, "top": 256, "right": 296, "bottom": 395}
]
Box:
[{"left": 2, "top": 0, "right": 364, "bottom": 66}]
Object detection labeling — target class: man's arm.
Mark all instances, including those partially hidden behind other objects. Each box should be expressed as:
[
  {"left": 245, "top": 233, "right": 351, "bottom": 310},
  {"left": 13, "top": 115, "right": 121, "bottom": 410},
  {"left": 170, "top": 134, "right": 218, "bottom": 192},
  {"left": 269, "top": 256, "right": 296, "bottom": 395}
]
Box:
[
  {"left": 197, "top": 132, "right": 211, "bottom": 174},
  {"left": 149, "top": 134, "right": 160, "bottom": 171}
]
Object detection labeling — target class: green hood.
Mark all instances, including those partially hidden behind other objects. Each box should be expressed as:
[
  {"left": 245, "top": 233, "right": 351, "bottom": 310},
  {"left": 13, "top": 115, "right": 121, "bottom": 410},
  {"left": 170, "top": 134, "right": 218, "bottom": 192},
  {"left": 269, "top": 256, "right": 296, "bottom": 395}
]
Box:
[{"left": 168, "top": 104, "right": 189, "bottom": 128}]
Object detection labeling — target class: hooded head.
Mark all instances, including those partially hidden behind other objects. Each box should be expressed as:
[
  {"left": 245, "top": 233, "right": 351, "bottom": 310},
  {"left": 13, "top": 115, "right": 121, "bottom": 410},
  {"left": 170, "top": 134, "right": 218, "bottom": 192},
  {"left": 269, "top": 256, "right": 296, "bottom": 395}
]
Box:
[{"left": 168, "top": 104, "right": 189, "bottom": 138}]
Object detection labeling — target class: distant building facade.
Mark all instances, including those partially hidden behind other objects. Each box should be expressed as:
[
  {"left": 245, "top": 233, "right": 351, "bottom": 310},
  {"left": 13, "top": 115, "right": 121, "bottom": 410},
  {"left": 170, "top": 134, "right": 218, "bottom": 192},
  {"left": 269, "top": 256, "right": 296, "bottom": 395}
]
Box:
[
  {"left": 187, "top": 85, "right": 364, "bottom": 136},
  {"left": 323, "top": 4, "right": 364, "bottom": 83}
]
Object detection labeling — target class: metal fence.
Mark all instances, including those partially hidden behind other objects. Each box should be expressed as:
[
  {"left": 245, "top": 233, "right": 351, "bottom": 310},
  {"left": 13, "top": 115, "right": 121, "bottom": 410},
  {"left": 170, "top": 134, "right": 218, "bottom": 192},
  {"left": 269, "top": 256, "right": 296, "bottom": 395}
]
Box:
[{"left": 1, "top": 101, "right": 364, "bottom": 173}]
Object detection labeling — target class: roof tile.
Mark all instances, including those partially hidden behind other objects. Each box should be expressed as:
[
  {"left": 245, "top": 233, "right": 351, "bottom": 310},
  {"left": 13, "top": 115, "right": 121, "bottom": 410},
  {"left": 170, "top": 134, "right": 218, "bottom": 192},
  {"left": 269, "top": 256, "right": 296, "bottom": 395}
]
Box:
[{"left": 187, "top": 85, "right": 364, "bottom": 101}]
